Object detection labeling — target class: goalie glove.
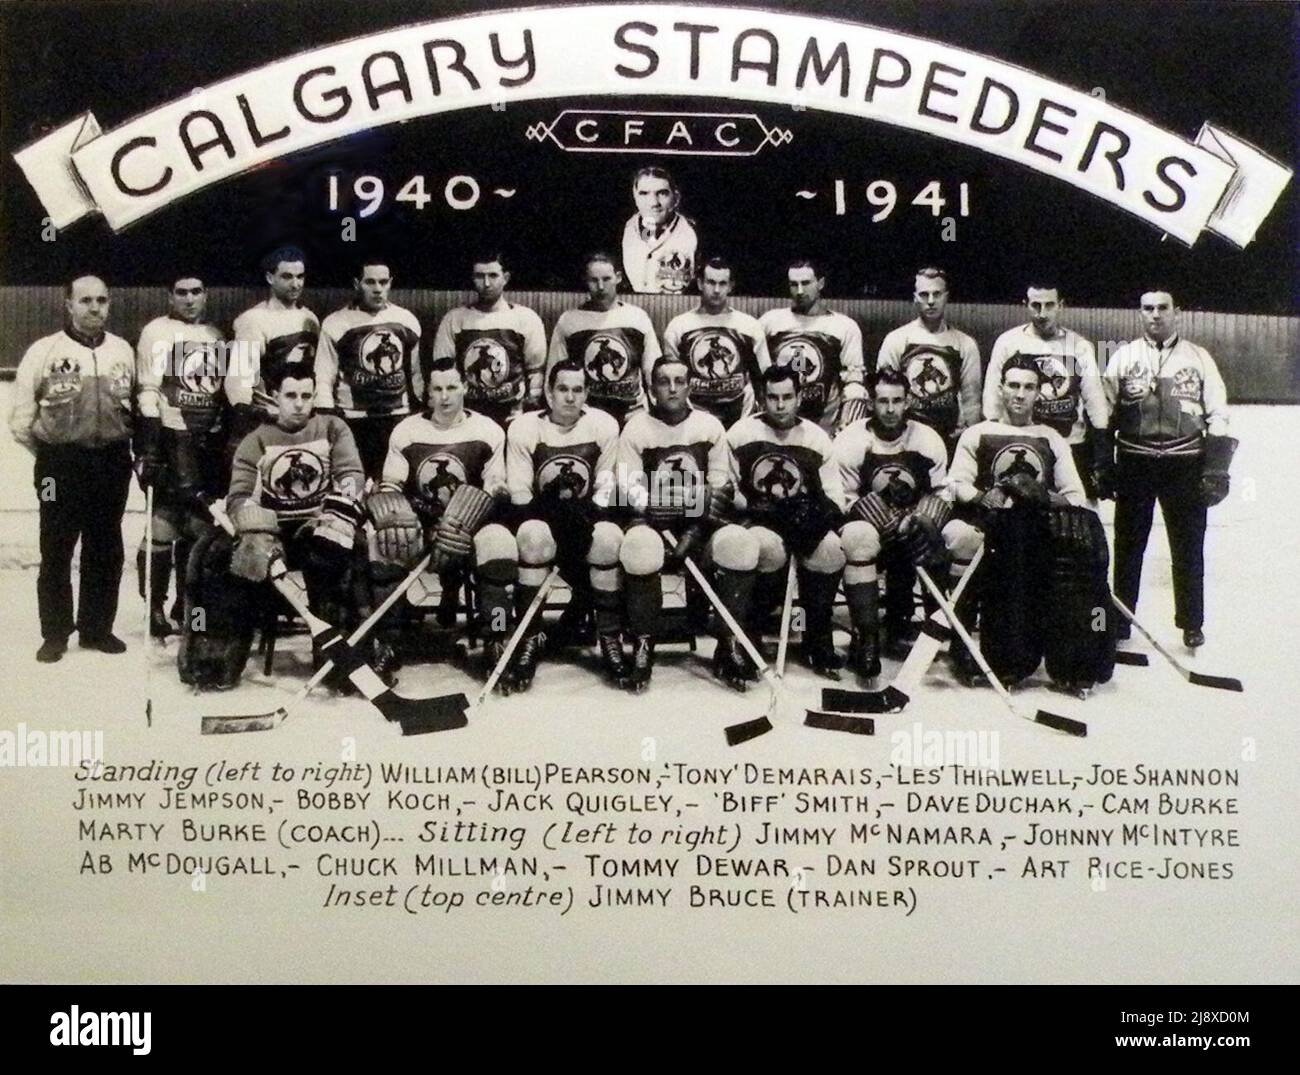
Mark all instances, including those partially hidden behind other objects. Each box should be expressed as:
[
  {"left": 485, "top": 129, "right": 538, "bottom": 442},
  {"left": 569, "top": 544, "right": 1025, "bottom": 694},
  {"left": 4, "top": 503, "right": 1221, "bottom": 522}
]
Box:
[
  {"left": 366, "top": 491, "right": 423, "bottom": 565},
  {"left": 898, "top": 512, "right": 944, "bottom": 567},
  {"left": 1200, "top": 435, "right": 1238, "bottom": 507},
  {"left": 228, "top": 502, "right": 283, "bottom": 582},
  {"left": 132, "top": 416, "right": 164, "bottom": 491},
  {"left": 977, "top": 487, "right": 1011, "bottom": 512},
  {"left": 431, "top": 484, "right": 495, "bottom": 571},
  {"left": 704, "top": 482, "right": 735, "bottom": 527},
  {"left": 645, "top": 477, "right": 694, "bottom": 529}
]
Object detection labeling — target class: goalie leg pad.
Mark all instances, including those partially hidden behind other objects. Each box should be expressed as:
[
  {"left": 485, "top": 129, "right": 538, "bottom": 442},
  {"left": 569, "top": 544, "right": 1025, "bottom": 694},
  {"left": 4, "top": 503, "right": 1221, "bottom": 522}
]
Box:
[
  {"left": 1044, "top": 506, "right": 1116, "bottom": 688},
  {"left": 751, "top": 526, "right": 787, "bottom": 574},
  {"left": 180, "top": 530, "right": 259, "bottom": 687},
  {"left": 619, "top": 525, "right": 665, "bottom": 577},
  {"left": 709, "top": 524, "right": 759, "bottom": 573},
  {"left": 978, "top": 508, "right": 1052, "bottom": 684}
]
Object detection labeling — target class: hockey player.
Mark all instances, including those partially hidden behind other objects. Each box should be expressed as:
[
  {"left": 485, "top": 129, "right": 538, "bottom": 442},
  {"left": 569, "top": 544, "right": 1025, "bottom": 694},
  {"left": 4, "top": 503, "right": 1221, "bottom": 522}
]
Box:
[
  {"left": 1103, "top": 290, "right": 1233, "bottom": 649},
  {"left": 366, "top": 358, "right": 514, "bottom": 683},
  {"left": 877, "top": 267, "right": 982, "bottom": 455},
  {"left": 134, "top": 274, "right": 227, "bottom": 638},
  {"left": 9, "top": 275, "right": 135, "bottom": 662},
  {"left": 944, "top": 356, "right": 1099, "bottom": 689},
  {"left": 758, "top": 258, "right": 867, "bottom": 435},
  {"left": 183, "top": 363, "right": 364, "bottom": 691},
  {"left": 546, "top": 253, "right": 659, "bottom": 426},
  {"left": 984, "top": 282, "right": 1111, "bottom": 499},
  {"left": 725, "top": 364, "right": 849, "bottom": 683},
  {"left": 661, "top": 256, "right": 769, "bottom": 428},
  {"left": 835, "top": 369, "right": 952, "bottom": 676},
  {"left": 504, "top": 359, "right": 623, "bottom": 690},
  {"left": 314, "top": 258, "right": 423, "bottom": 481},
  {"left": 430, "top": 252, "right": 546, "bottom": 429},
  {"left": 621, "top": 166, "right": 698, "bottom": 295},
  {"left": 616, "top": 354, "right": 732, "bottom": 692},
  {"left": 223, "top": 246, "right": 320, "bottom": 450}
]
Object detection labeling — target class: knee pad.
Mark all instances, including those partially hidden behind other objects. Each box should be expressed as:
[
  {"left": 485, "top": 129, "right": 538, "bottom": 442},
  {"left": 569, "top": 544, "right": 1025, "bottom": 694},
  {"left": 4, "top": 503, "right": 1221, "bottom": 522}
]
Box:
[
  {"left": 752, "top": 526, "right": 787, "bottom": 573},
  {"left": 516, "top": 519, "right": 557, "bottom": 566},
  {"left": 587, "top": 521, "right": 623, "bottom": 569},
  {"left": 839, "top": 520, "right": 882, "bottom": 564},
  {"left": 474, "top": 523, "right": 519, "bottom": 585},
  {"left": 802, "top": 531, "right": 846, "bottom": 573},
  {"left": 619, "top": 525, "right": 665, "bottom": 576},
  {"left": 708, "top": 524, "right": 759, "bottom": 572},
  {"left": 943, "top": 520, "right": 984, "bottom": 564}
]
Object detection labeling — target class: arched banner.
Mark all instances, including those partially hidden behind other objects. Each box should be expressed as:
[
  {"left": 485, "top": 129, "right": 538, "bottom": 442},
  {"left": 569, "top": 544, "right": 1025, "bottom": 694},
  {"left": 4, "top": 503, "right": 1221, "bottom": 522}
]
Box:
[{"left": 15, "top": 4, "right": 1290, "bottom": 244}]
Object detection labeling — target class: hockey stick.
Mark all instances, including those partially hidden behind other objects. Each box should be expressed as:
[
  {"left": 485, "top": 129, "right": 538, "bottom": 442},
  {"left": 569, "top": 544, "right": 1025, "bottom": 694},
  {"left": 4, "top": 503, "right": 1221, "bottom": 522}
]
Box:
[
  {"left": 459, "top": 565, "right": 563, "bottom": 723},
  {"left": 775, "top": 558, "right": 796, "bottom": 679},
  {"left": 1109, "top": 596, "right": 1242, "bottom": 692},
  {"left": 662, "top": 533, "right": 782, "bottom": 746},
  {"left": 818, "top": 545, "right": 988, "bottom": 718},
  {"left": 916, "top": 565, "right": 1087, "bottom": 737},
  {"left": 143, "top": 485, "right": 155, "bottom": 727}
]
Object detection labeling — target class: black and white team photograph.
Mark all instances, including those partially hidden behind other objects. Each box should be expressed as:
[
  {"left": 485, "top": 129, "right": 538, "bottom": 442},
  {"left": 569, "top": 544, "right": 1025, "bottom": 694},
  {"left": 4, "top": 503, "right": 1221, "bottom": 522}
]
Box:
[{"left": 0, "top": 0, "right": 1296, "bottom": 1020}]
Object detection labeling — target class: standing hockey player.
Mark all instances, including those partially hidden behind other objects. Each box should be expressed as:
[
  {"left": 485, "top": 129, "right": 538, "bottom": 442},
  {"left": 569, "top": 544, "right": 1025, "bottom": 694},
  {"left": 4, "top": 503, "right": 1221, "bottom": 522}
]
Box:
[
  {"left": 621, "top": 166, "right": 698, "bottom": 295},
  {"left": 224, "top": 246, "right": 320, "bottom": 448},
  {"left": 9, "top": 275, "right": 135, "bottom": 662},
  {"left": 834, "top": 369, "right": 952, "bottom": 676},
  {"left": 662, "top": 256, "right": 769, "bottom": 428},
  {"left": 945, "top": 357, "right": 1108, "bottom": 691},
  {"left": 547, "top": 253, "right": 659, "bottom": 426},
  {"left": 877, "top": 267, "right": 982, "bottom": 455},
  {"left": 1103, "top": 290, "right": 1234, "bottom": 649},
  {"left": 726, "top": 364, "right": 848, "bottom": 683},
  {"left": 758, "top": 258, "right": 866, "bottom": 435},
  {"left": 984, "top": 282, "right": 1111, "bottom": 499},
  {"left": 134, "top": 274, "right": 227, "bottom": 638},
  {"left": 504, "top": 359, "right": 623, "bottom": 691},
  {"left": 367, "top": 358, "right": 513, "bottom": 680},
  {"left": 183, "top": 363, "right": 364, "bottom": 690},
  {"left": 314, "top": 258, "right": 423, "bottom": 481},
  {"left": 617, "top": 355, "right": 732, "bottom": 692}
]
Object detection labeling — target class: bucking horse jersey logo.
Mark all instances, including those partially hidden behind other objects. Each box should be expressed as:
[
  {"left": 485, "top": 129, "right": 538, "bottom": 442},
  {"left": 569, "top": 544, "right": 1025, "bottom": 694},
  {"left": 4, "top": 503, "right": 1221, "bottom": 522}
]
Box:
[
  {"left": 537, "top": 453, "right": 593, "bottom": 500},
  {"left": 990, "top": 443, "right": 1047, "bottom": 486},
  {"left": 750, "top": 452, "right": 805, "bottom": 501},
  {"left": 869, "top": 461, "right": 921, "bottom": 506},
  {"left": 581, "top": 334, "right": 631, "bottom": 384},
  {"left": 1013, "top": 351, "right": 1078, "bottom": 434},
  {"left": 897, "top": 343, "right": 962, "bottom": 436},
  {"left": 266, "top": 447, "right": 327, "bottom": 507},
  {"left": 358, "top": 329, "right": 405, "bottom": 377},
  {"left": 415, "top": 452, "right": 468, "bottom": 510}
]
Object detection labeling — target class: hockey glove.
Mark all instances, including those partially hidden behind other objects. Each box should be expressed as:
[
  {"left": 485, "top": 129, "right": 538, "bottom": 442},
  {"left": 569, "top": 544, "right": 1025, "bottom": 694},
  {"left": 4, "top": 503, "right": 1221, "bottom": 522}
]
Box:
[
  {"left": 999, "top": 472, "right": 1050, "bottom": 507},
  {"left": 1200, "top": 435, "right": 1238, "bottom": 507},
  {"left": 228, "top": 503, "right": 283, "bottom": 582},
  {"left": 367, "top": 491, "right": 423, "bottom": 565}
]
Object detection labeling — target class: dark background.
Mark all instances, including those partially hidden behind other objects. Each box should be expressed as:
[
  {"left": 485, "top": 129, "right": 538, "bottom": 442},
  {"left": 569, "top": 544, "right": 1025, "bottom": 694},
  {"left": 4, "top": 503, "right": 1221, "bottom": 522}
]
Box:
[{"left": 0, "top": 0, "right": 1295, "bottom": 311}]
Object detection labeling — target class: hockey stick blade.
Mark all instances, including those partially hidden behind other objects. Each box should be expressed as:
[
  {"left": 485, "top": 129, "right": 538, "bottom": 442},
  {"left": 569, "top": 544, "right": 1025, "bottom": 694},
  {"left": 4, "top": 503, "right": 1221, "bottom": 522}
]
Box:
[
  {"left": 805, "top": 710, "right": 876, "bottom": 735},
  {"left": 202, "top": 707, "right": 289, "bottom": 735},
  {"left": 821, "top": 686, "right": 910, "bottom": 714},
  {"left": 1034, "top": 710, "right": 1088, "bottom": 737},
  {"left": 725, "top": 716, "right": 773, "bottom": 746},
  {"left": 1114, "top": 650, "right": 1149, "bottom": 667},
  {"left": 1187, "top": 670, "right": 1244, "bottom": 692},
  {"left": 400, "top": 705, "right": 471, "bottom": 736},
  {"left": 376, "top": 688, "right": 470, "bottom": 725}
]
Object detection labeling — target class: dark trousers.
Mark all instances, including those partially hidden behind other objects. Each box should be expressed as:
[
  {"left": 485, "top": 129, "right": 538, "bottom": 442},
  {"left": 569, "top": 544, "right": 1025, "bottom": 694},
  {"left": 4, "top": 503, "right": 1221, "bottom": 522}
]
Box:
[
  {"left": 34, "top": 442, "right": 133, "bottom": 642},
  {"left": 1113, "top": 452, "right": 1207, "bottom": 630},
  {"left": 347, "top": 414, "right": 402, "bottom": 483}
]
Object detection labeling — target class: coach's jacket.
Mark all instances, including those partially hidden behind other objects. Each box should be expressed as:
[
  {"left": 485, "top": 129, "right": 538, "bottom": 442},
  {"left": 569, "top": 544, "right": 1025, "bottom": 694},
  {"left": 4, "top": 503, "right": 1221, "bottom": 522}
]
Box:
[{"left": 8, "top": 327, "right": 135, "bottom": 451}]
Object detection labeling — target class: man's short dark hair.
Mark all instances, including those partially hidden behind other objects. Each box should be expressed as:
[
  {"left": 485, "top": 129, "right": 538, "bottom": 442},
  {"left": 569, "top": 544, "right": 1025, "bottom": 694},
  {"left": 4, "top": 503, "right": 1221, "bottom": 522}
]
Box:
[
  {"left": 870, "top": 368, "right": 908, "bottom": 396},
  {"left": 915, "top": 266, "right": 949, "bottom": 290},
  {"left": 427, "top": 356, "right": 461, "bottom": 378},
  {"left": 1141, "top": 289, "right": 1178, "bottom": 306},
  {"left": 472, "top": 251, "right": 510, "bottom": 273},
  {"left": 355, "top": 258, "right": 392, "bottom": 280},
  {"left": 582, "top": 251, "right": 619, "bottom": 276},
  {"left": 267, "top": 361, "right": 314, "bottom": 392},
  {"left": 762, "top": 364, "right": 802, "bottom": 393},
  {"left": 787, "top": 256, "right": 824, "bottom": 278},
  {"left": 1024, "top": 280, "right": 1060, "bottom": 297},
  {"left": 169, "top": 273, "right": 205, "bottom": 291},
  {"left": 1001, "top": 355, "right": 1043, "bottom": 386},
  {"left": 632, "top": 165, "right": 679, "bottom": 193},
  {"left": 262, "top": 246, "right": 306, "bottom": 276},
  {"left": 697, "top": 255, "right": 735, "bottom": 280},
  {"left": 547, "top": 359, "right": 586, "bottom": 389},
  {"left": 650, "top": 354, "right": 690, "bottom": 382}
]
